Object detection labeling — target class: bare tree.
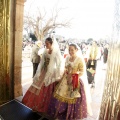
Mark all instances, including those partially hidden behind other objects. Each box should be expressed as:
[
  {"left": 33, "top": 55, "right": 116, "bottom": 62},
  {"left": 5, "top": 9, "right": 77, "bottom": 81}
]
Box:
[{"left": 24, "top": 6, "right": 71, "bottom": 41}]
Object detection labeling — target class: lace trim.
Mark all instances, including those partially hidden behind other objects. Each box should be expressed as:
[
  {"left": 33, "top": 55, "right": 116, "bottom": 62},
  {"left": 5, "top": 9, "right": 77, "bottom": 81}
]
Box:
[
  {"left": 53, "top": 92, "right": 77, "bottom": 104},
  {"left": 31, "top": 84, "right": 41, "bottom": 89},
  {"left": 53, "top": 79, "right": 78, "bottom": 104}
]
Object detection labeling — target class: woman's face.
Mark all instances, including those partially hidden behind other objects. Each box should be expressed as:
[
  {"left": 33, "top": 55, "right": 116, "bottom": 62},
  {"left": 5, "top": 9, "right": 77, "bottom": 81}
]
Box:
[
  {"left": 92, "top": 41, "right": 96, "bottom": 46},
  {"left": 69, "top": 46, "right": 77, "bottom": 56},
  {"left": 45, "top": 40, "right": 52, "bottom": 49}
]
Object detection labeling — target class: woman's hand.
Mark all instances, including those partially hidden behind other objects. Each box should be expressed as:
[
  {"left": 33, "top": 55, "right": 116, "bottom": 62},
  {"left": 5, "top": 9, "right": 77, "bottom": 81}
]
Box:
[{"left": 64, "top": 69, "right": 68, "bottom": 74}]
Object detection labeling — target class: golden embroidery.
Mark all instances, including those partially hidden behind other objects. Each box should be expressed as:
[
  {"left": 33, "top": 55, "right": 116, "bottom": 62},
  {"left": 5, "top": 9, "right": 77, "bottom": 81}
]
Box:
[
  {"left": 43, "top": 57, "right": 50, "bottom": 70},
  {"left": 53, "top": 57, "right": 83, "bottom": 104},
  {"left": 53, "top": 92, "right": 77, "bottom": 104}
]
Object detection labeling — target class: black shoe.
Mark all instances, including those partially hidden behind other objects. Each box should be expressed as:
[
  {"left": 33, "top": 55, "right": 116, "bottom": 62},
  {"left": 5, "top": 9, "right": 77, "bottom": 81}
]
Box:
[
  {"left": 91, "top": 82, "right": 95, "bottom": 88},
  {"left": 91, "top": 84, "right": 95, "bottom": 88}
]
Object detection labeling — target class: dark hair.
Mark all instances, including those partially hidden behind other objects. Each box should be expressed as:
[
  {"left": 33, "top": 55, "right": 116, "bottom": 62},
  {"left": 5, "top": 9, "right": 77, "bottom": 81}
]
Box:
[
  {"left": 69, "top": 44, "right": 78, "bottom": 50},
  {"left": 92, "top": 40, "right": 97, "bottom": 44},
  {"left": 45, "top": 37, "right": 53, "bottom": 44}
]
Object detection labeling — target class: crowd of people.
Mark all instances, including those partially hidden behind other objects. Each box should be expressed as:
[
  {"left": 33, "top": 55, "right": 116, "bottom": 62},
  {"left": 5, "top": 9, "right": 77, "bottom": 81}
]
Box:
[{"left": 22, "top": 37, "right": 109, "bottom": 120}]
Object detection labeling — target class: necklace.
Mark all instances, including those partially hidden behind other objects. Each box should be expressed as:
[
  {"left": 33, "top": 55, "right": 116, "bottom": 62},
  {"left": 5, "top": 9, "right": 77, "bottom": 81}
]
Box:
[
  {"left": 48, "top": 49, "right": 52, "bottom": 54},
  {"left": 70, "top": 56, "right": 77, "bottom": 62}
]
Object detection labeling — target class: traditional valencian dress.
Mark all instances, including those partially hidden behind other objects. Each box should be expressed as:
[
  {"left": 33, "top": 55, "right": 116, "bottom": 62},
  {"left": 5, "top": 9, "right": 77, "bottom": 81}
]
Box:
[
  {"left": 48, "top": 56, "right": 88, "bottom": 120},
  {"left": 22, "top": 49, "right": 63, "bottom": 113}
]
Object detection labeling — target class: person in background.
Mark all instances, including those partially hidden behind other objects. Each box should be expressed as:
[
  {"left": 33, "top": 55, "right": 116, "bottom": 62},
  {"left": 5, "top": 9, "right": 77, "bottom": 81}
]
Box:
[
  {"left": 99, "top": 44, "right": 104, "bottom": 60},
  {"left": 31, "top": 41, "right": 41, "bottom": 77},
  {"left": 87, "top": 41, "right": 100, "bottom": 87},
  {"left": 103, "top": 43, "right": 109, "bottom": 69},
  {"left": 38, "top": 43, "right": 45, "bottom": 57},
  {"left": 87, "top": 41, "right": 100, "bottom": 70},
  {"left": 64, "top": 44, "right": 69, "bottom": 58},
  {"left": 81, "top": 42, "right": 89, "bottom": 64},
  {"left": 22, "top": 37, "right": 64, "bottom": 113}
]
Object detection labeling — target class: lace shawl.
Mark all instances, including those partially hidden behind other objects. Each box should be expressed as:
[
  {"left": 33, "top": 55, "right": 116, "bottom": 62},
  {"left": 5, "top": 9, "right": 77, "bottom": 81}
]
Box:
[{"left": 32, "top": 48, "right": 64, "bottom": 88}]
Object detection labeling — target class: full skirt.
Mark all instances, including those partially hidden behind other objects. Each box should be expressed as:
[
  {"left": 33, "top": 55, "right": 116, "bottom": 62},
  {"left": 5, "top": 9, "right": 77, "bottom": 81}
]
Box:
[
  {"left": 22, "top": 68, "right": 56, "bottom": 113},
  {"left": 47, "top": 80, "right": 87, "bottom": 120}
]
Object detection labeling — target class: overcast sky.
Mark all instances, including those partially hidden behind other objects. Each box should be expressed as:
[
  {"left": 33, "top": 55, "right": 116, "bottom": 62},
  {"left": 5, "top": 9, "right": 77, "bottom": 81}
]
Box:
[{"left": 24, "top": 0, "right": 115, "bottom": 40}]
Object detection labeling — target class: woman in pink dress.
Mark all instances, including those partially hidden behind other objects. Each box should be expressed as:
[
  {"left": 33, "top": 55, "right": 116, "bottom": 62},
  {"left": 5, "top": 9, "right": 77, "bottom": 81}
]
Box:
[{"left": 22, "top": 37, "right": 63, "bottom": 113}]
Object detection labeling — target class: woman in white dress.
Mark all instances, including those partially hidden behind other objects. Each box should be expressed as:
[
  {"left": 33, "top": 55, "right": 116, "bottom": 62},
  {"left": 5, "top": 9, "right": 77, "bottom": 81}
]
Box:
[{"left": 22, "top": 37, "right": 64, "bottom": 113}]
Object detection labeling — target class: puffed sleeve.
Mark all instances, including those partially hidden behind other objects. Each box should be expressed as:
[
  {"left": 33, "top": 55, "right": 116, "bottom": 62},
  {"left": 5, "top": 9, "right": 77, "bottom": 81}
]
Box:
[{"left": 77, "top": 58, "right": 84, "bottom": 77}]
